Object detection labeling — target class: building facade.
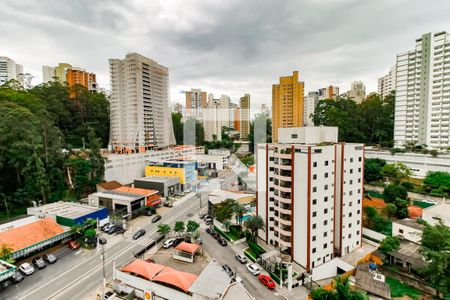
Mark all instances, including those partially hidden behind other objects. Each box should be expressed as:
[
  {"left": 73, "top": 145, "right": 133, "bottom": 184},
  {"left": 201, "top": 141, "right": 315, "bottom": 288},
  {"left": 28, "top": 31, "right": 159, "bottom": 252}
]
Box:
[
  {"left": 304, "top": 91, "right": 319, "bottom": 127},
  {"left": 0, "top": 56, "right": 23, "bottom": 85},
  {"left": 377, "top": 65, "right": 397, "bottom": 98},
  {"left": 185, "top": 88, "right": 207, "bottom": 119},
  {"left": 256, "top": 127, "right": 364, "bottom": 271},
  {"left": 109, "top": 53, "right": 175, "bottom": 150},
  {"left": 272, "top": 71, "right": 304, "bottom": 142},
  {"left": 347, "top": 81, "right": 366, "bottom": 103},
  {"left": 239, "top": 93, "right": 250, "bottom": 140},
  {"left": 42, "top": 63, "right": 97, "bottom": 94},
  {"left": 203, "top": 94, "right": 231, "bottom": 142},
  {"left": 318, "top": 85, "right": 339, "bottom": 100},
  {"left": 394, "top": 31, "right": 450, "bottom": 149}
]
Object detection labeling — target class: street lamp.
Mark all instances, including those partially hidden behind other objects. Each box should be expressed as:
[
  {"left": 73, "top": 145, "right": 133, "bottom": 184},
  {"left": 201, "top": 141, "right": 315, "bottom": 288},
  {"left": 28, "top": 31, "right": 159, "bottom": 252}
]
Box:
[{"left": 99, "top": 237, "right": 107, "bottom": 300}]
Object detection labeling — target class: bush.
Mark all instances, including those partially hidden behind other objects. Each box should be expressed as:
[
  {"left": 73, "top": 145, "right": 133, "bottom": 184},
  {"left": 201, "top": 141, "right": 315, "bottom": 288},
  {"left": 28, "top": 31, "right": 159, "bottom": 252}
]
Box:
[
  {"left": 383, "top": 184, "right": 408, "bottom": 203},
  {"left": 400, "top": 181, "right": 414, "bottom": 191},
  {"left": 247, "top": 240, "right": 266, "bottom": 257}
]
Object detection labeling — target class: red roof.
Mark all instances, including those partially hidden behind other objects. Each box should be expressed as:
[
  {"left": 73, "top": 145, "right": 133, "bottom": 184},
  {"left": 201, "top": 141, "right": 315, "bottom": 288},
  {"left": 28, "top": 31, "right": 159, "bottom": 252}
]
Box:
[
  {"left": 175, "top": 242, "right": 200, "bottom": 254},
  {"left": 0, "top": 218, "right": 65, "bottom": 252},
  {"left": 121, "top": 260, "right": 165, "bottom": 280},
  {"left": 114, "top": 186, "right": 159, "bottom": 196},
  {"left": 121, "top": 260, "right": 197, "bottom": 293},
  {"left": 152, "top": 267, "right": 198, "bottom": 292}
]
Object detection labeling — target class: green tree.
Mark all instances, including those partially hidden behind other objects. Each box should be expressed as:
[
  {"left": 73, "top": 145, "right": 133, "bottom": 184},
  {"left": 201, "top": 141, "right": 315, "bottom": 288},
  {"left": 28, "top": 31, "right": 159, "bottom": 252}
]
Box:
[
  {"left": 383, "top": 183, "right": 408, "bottom": 203},
  {"left": 420, "top": 221, "right": 450, "bottom": 294},
  {"left": 244, "top": 215, "right": 265, "bottom": 242},
  {"left": 364, "top": 158, "right": 386, "bottom": 182},
  {"left": 172, "top": 112, "right": 184, "bottom": 145},
  {"left": 157, "top": 223, "right": 171, "bottom": 236},
  {"left": 214, "top": 198, "right": 237, "bottom": 222},
  {"left": 233, "top": 203, "right": 247, "bottom": 227},
  {"left": 0, "top": 243, "right": 14, "bottom": 263},
  {"left": 186, "top": 220, "right": 200, "bottom": 234},
  {"left": 381, "top": 163, "right": 411, "bottom": 183},
  {"left": 423, "top": 171, "right": 450, "bottom": 195},
  {"left": 382, "top": 203, "right": 397, "bottom": 219},
  {"left": 311, "top": 276, "right": 368, "bottom": 300},
  {"left": 174, "top": 221, "right": 185, "bottom": 233},
  {"left": 379, "top": 236, "right": 400, "bottom": 253}
]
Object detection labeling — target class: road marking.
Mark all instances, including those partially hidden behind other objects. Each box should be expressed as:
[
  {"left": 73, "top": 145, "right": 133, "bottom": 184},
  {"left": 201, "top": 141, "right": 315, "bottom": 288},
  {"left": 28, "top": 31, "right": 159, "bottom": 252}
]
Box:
[{"left": 33, "top": 199, "right": 201, "bottom": 300}]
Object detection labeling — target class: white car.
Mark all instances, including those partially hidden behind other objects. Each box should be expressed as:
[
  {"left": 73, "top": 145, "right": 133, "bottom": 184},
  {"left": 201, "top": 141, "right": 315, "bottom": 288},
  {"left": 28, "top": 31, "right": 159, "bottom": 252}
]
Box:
[
  {"left": 19, "top": 263, "right": 35, "bottom": 275},
  {"left": 235, "top": 254, "right": 247, "bottom": 264},
  {"left": 246, "top": 263, "right": 260, "bottom": 275},
  {"left": 163, "top": 238, "right": 176, "bottom": 249}
]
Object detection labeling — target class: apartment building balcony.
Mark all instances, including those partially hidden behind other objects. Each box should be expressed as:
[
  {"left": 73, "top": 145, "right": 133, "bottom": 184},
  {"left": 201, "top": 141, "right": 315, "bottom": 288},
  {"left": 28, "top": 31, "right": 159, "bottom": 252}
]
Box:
[
  {"left": 274, "top": 194, "right": 292, "bottom": 204},
  {"left": 274, "top": 236, "right": 292, "bottom": 248},
  {"left": 275, "top": 163, "right": 292, "bottom": 170},
  {"left": 273, "top": 173, "right": 292, "bottom": 182},
  {"left": 275, "top": 205, "right": 292, "bottom": 216},
  {"left": 275, "top": 226, "right": 292, "bottom": 237},
  {"left": 274, "top": 215, "right": 291, "bottom": 226},
  {"left": 274, "top": 152, "right": 292, "bottom": 160},
  {"left": 275, "top": 185, "right": 291, "bottom": 193}
]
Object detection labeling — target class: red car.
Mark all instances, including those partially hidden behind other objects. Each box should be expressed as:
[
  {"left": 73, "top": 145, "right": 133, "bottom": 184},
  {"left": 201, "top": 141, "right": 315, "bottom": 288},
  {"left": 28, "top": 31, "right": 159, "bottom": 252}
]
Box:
[
  {"left": 67, "top": 240, "right": 80, "bottom": 250},
  {"left": 258, "top": 274, "right": 276, "bottom": 289}
]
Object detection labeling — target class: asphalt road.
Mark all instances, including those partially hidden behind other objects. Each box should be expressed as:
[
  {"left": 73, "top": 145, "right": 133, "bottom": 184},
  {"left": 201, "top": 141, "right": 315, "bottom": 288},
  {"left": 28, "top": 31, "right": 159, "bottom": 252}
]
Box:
[
  {"left": 200, "top": 229, "right": 283, "bottom": 300},
  {"left": 0, "top": 191, "right": 206, "bottom": 300}
]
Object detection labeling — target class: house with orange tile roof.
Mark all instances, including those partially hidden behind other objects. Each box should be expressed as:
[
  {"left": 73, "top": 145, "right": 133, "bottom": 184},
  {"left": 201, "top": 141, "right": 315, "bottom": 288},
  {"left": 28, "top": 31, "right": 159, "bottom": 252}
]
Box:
[
  {"left": 0, "top": 217, "right": 72, "bottom": 260},
  {"left": 114, "top": 186, "right": 161, "bottom": 207}
]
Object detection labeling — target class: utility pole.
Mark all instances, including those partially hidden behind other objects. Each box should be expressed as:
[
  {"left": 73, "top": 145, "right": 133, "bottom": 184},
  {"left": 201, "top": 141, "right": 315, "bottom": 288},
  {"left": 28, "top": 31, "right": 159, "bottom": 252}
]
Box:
[{"left": 99, "top": 237, "right": 107, "bottom": 300}]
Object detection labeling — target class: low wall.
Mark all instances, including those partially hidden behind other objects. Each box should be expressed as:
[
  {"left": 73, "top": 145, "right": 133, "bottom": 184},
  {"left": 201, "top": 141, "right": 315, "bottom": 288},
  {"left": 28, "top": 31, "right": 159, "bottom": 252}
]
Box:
[
  {"left": 362, "top": 227, "right": 386, "bottom": 242},
  {"left": 312, "top": 258, "right": 354, "bottom": 281}
]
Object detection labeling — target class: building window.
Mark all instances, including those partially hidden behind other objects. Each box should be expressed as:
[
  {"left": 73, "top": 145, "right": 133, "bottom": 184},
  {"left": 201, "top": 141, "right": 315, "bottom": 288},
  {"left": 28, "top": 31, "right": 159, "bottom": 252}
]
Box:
[
  {"left": 325, "top": 161, "right": 329, "bottom": 166},
  {"left": 349, "top": 191, "right": 353, "bottom": 196},
  {"left": 357, "top": 210, "right": 360, "bottom": 215},
  {"left": 358, "top": 168, "right": 362, "bottom": 173},
  {"left": 358, "top": 189, "right": 361, "bottom": 194},
  {"left": 324, "top": 185, "right": 328, "bottom": 190},
  {"left": 348, "top": 223, "right": 352, "bottom": 228},
  {"left": 313, "top": 162, "right": 317, "bottom": 167},
  {"left": 324, "top": 220, "right": 328, "bottom": 225},
  {"left": 313, "top": 187, "right": 317, "bottom": 192},
  {"left": 313, "top": 211, "right": 317, "bottom": 217},
  {"left": 312, "top": 248, "right": 316, "bottom": 253},
  {"left": 324, "top": 208, "right": 328, "bottom": 214},
  {"left": 349, "top": 212, "right": 352, "bottom": 217},
  {"left": 323, "top": 243, "right": 327, "bottom": 249},
  {"left": 350, "top": 169, "right": 353, "bottom": 174},
  {"left": 399, "top": 229, "right": 404, "bottom": 234},
  {"left": 350, "top": 158, "right": 353, "bottom": 163},
  {"left": 349, "top": 201, "right": 353, "bottom": 207},
  {"left": 357, "top": 220, "right": 360, "bottom": 225},
  {"left": 324, "top": 232, "right": 327, "bottom": 237},
  {"left": 313, "top": 174, "right": 317, "bottom": 180},
  {"left": 357, "top": 230, "right": 360, "bottom": 235},
  {"left": 313, "top": 236, "right": 316, "bottom": 241},
  {"left": 324, "top": 196, "right": 328, "bottom": 202},
  {"left": 358, "top": 178, "right": 361, "bottom": 183},
  {"left": 313, "top": 223, "right": 316, "bottom": 229},
  {"left": 313, "top": 199, "right": 317, "bottom": 205},
  {"left": 292, "top": 134, "right": 298, "bottom": 138},
  {"left": 324, "top": 172, "right": 329, "bottom": 178},
  {"left": 350, "top": 180, "right": 353, "bottom": 184},
  {"left": 348, "top": 234, "right": 352, "bottom": 239}
]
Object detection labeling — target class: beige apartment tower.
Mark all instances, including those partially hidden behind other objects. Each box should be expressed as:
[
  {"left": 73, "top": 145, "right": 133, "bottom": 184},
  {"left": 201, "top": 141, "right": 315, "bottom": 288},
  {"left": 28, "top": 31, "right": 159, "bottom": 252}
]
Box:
[
  {"left": 272, "top": 71, "right": 304, "bottom": 142},
  {"left": 109, "top": 53, "right": 175, "bottom": 152},
  {"left": 239, "top": 93, "right": 250, "bottom": 140}
]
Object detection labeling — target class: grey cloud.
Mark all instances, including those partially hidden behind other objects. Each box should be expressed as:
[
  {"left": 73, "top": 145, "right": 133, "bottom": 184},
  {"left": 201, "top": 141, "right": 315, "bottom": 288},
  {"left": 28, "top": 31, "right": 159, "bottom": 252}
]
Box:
[{"left": 2, "top": 0, "right": 450, "bottom": 109}]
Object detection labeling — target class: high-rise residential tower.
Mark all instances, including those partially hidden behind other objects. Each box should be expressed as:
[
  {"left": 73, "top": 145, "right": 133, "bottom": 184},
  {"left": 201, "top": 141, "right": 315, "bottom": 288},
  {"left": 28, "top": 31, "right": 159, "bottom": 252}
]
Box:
[
  {"left": 203, "top": 94, "right": 230, "bottom": 142},
  {"left": 0, "top": 56, "right": 23, "bottom": 85},
  {"left": 347, "top": 81, "right": 366, "bottom": 103},
  {"left": 256, "top": 127, "right": 364, "bottom": 275},
  {"left": 109, "top": 53, "right": 175, "bottom": 151},
  {"left": 42, "top": 63, "right": 97, "bottom": 95},
  {"left": 304, "top": 91, "right": 319, "bottom": 127},
  {"left": 377, "top": 65, "right": 397, "bottom": 98},
  {"left": 318, "top": 85, "right": 339, "bottom": 100},
  {"left": 239, "top": 93, "right": 250, "bottom": 140},
  {"left": 272, "top": 71, "right": 304, "bottom": 142},
  {"left": 185, "top": 88, "right": 207, "bottom": 119},
  {"left": 394, "top": 32, "right": 450, "bottom": 149}
]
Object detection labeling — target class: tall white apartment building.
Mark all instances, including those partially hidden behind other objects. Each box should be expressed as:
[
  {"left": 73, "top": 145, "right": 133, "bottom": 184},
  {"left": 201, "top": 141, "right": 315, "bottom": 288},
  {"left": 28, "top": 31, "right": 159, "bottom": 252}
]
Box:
[
  {"left": 377, "top": 65, "right": 397, "bottom": 98},
  {"left": 394, "top": 31, "right": 450, "bottom": 149},
  {"left": 109, "top": 53, "right": 175, "bottom": 150},
  {"left": 304, "top": 91, "right": 320, "bottom": 127},
  {"left": 203, "top": 94, "right": 231, "bottom": 141},
  {"left": 0, "top": 56, "right": 24, "bottom": 85},
  {"left": 256, "top": 127, "right": 364, "bottom": 273}
]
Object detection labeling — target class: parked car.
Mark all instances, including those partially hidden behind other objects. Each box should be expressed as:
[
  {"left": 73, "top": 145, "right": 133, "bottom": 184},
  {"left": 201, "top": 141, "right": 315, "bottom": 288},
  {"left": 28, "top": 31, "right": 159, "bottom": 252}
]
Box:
[
  {"left": 204, "top": 215, "right": 213, "bottom": 222},
  {"left": 246, "top": 263, "right": 260, "bottom": 275},
  {"left": 258, "top": 274, "right": 275, "bottom": 289},
  {"left": 211, "top": 232, "right": 219, "bottom": 239},
  {"left": 199, "top": 213, "right": 207, "bottom": 219},
  {"left": 114, "top": 227, "right": 125, "bottom": 234},
  {"left": 163, "top": 238, "right": 176, "bottom": 249},
  {"left": 217, "top": 237, "right": 227, "bottom": 246},
  {"left": 144, "top": 258, "right": 155, "bottom": 263},
  {"left": 67, "top": 240, "right": 80, "bottom": 250},
  {"left": 196, "top": 237, "right": 203, "bottom": 245},
  {"left": 152, "top": 215, "right": 162, "bottom": 223},
  {"left": 205, "top": 228, "right": 212, "bottom": 234},
  {"left": 104, "top": 291, "right": 114, "bottom": 299},
  {"left": 222, "top": 264, "right": 234, "bottom": 277},
  {"left": 32, "top": 257, "right": 46, "bottom": 269},
  {"left": 43, "top": 253, "right": 57, "bottom": 264},
  {"left": 163, "top": 202, "right": 173, "bottom": 208},
  {"left": 205, "top": 219, "right": 212, "bottom": 225},
  {"left": 133, "top": 229, "right": 146, "bottom": 240},
  {"left": 100, "top": 223, "right": 111, "bottom": 231},
  {"left": 19, "top": 263, "right": 35, "bottom": 276},
  {"left": 106, "top": 225, "right": 116, "bottom": 234},
  {"left": 10, "top": 271, "right": 24, "bottom": 283},
  {"left": 172, "top": 238, "right": 184, "bottom": 247},
  {"left": 235, "top": 254, "right": 247, "bottom": 264}
]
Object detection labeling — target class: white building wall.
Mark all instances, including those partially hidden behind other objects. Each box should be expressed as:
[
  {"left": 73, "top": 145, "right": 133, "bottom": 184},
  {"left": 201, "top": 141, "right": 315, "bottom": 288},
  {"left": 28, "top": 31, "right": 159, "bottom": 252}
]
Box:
[
  {"left": 293, "top": 149, "right": 308, "bottom": 268},
  {"left": 0, "top": 56, "right": 23, "bottom": 85},
  {"left": 377, "top": 65, "right": 396, "bottom": 98},
  {"left": 256, "top": 145, "right": 268, "bottom": 240},
  {"left": 392, "top": 222, "right": 422, "bottom": 243}
]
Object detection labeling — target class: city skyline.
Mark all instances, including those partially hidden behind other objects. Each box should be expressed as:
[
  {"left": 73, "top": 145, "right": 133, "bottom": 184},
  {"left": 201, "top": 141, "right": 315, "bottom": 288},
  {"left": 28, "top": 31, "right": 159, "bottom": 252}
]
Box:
[{"left": 2, "top": 0, "right": 450, "bottom": 108}]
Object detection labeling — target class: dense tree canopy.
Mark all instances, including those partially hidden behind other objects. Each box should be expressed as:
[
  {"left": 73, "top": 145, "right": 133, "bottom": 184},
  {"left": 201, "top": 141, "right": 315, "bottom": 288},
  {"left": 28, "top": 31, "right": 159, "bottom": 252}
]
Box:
[
  {"left": 364, "top": 158, "right": 386, "bottom": 182},
  {"left": 313, "top": 92, "right": 395, "bottom": 146},
  {"left": 0, "top": 82, "right": 109, "bottom": 219}
]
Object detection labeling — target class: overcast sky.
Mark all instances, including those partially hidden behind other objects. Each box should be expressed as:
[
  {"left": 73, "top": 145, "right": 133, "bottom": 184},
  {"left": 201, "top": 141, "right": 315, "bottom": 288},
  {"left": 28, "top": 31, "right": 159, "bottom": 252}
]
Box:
[{"left": 2, "top": 0, "right": 450, "bottom": 108}]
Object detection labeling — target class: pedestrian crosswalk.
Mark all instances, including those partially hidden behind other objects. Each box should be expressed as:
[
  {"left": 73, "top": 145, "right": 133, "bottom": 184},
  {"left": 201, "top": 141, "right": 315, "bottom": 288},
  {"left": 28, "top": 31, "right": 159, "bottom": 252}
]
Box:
[{"left": 135, "top": 236, "right": 155, "bottom": 247}]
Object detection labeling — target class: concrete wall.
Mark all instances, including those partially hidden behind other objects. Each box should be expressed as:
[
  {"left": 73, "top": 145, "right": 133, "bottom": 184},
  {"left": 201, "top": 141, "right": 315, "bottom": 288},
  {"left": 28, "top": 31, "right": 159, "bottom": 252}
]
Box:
[
  {"left": 311, "top": 258, "right": 354, "bottom": 281},
  {"left": 362, "top": 227, "right": 386, "bottom": 242}
]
